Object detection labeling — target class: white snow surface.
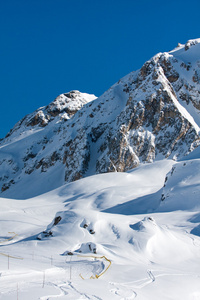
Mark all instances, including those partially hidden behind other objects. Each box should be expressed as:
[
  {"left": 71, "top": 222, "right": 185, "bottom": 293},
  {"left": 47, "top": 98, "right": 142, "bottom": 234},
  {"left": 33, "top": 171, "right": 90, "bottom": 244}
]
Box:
[{"left": 1, "top": 158, "right": 200, "bottom": 299}]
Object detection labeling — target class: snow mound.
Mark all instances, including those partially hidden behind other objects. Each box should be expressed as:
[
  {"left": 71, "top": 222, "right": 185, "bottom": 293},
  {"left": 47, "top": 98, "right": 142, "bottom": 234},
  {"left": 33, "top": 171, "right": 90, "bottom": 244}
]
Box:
[
  {"left": 73, "top": 242, "right": 97, "bottom": 254},
  {"left": 129, "top": 217, "right": 194, "bottom": 264},
  {"left": 129, "top": 217, "right": 158, "bottom": 252}
]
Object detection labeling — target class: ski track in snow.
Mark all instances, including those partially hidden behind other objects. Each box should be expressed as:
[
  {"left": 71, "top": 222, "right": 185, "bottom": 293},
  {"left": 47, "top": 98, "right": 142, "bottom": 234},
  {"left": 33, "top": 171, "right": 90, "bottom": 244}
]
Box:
[
  {"left": 39, "top": 280, "right": 98, "bottom": 300},
  {"left": 39, "top": 282, "right": 67, "bottom": 299},
  {"left": 147, "top": 269, "right": 155, "bottom": 282},
  {"left": 119, "top": 271, "right": 155, "bottom": 290},
  {"left": 110, "top": 282, "right": 137, "bottom": 299}
]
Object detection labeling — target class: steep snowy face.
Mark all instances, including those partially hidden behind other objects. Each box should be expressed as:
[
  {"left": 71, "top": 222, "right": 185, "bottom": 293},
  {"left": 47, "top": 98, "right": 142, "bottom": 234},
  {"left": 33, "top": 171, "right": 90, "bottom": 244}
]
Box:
[
  {"left": 159, "top": 159, "right": 200, "bottom": 212},
  {"left": 1, "top": 39, "right": 200, "bottom": 198}
]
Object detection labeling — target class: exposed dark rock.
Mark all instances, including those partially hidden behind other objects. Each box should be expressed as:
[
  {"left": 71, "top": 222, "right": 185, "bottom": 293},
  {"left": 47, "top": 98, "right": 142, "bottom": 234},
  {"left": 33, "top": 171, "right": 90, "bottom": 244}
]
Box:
[{"left": 53, "top": 216, "right": 62, "bottom": 226}]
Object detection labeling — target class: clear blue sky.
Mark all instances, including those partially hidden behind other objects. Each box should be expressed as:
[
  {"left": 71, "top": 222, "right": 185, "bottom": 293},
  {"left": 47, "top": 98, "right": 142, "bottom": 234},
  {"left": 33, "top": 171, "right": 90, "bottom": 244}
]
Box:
[{"left": 1, "top": 0, "right": 200, "bottom": 138}]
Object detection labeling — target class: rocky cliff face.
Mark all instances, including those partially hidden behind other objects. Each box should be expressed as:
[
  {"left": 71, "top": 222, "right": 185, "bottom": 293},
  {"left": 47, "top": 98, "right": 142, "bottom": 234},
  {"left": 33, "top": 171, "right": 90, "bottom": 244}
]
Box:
[{"left": 1, "top": 39, "right": 200, "bottom": 198}]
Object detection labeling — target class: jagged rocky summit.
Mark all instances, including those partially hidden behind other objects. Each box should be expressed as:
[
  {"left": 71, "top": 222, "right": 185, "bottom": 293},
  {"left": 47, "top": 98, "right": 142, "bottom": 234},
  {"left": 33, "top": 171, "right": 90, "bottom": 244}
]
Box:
[{"left": 1, "top": 39, "right": 200, "bottom": 198}]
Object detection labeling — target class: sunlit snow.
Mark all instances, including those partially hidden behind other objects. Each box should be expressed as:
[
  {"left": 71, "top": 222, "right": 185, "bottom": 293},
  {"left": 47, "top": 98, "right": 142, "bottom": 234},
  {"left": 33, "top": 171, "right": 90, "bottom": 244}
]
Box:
[{"left": 1, "top": 158, "right": 200, "bottom": 299}]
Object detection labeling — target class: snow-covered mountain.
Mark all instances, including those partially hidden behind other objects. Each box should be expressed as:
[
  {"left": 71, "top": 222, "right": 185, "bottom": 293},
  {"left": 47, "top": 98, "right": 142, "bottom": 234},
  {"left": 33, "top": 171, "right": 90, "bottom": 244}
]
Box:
[
  {"left": 1, "top": 39, "right": 200, "bottom": 198},
  {"left": 1, "top": 39, "right": 200, "bottom": 300}
]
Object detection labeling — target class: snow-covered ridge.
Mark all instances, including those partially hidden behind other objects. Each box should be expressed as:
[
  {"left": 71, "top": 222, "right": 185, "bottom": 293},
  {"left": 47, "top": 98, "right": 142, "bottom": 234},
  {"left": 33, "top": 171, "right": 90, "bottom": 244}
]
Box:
[
  {"left": 170, "top": 38, "right": 200, "bottom": 58},
  {"left": 1, "top": 39, "right": 200, "bottom": 198}
]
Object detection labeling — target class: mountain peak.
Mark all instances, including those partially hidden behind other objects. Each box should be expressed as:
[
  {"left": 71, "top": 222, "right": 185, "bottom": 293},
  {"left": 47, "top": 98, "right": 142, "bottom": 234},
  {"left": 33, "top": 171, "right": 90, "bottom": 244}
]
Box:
[
  {"left": 46, "top": 90, "right": 97, "bottom": 119},
  {"left": 1, "top": 40, "right": 200, "bottom": 198},
  {"left": 2, "top": 91, "right": 97, "bottom": 142}
]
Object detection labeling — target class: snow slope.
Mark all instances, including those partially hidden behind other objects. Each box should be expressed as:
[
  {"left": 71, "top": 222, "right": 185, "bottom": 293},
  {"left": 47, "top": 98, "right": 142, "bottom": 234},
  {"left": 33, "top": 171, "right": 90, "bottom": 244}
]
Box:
[{"left": 1, "top": 159, "right": 200, "bottom": 300}]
